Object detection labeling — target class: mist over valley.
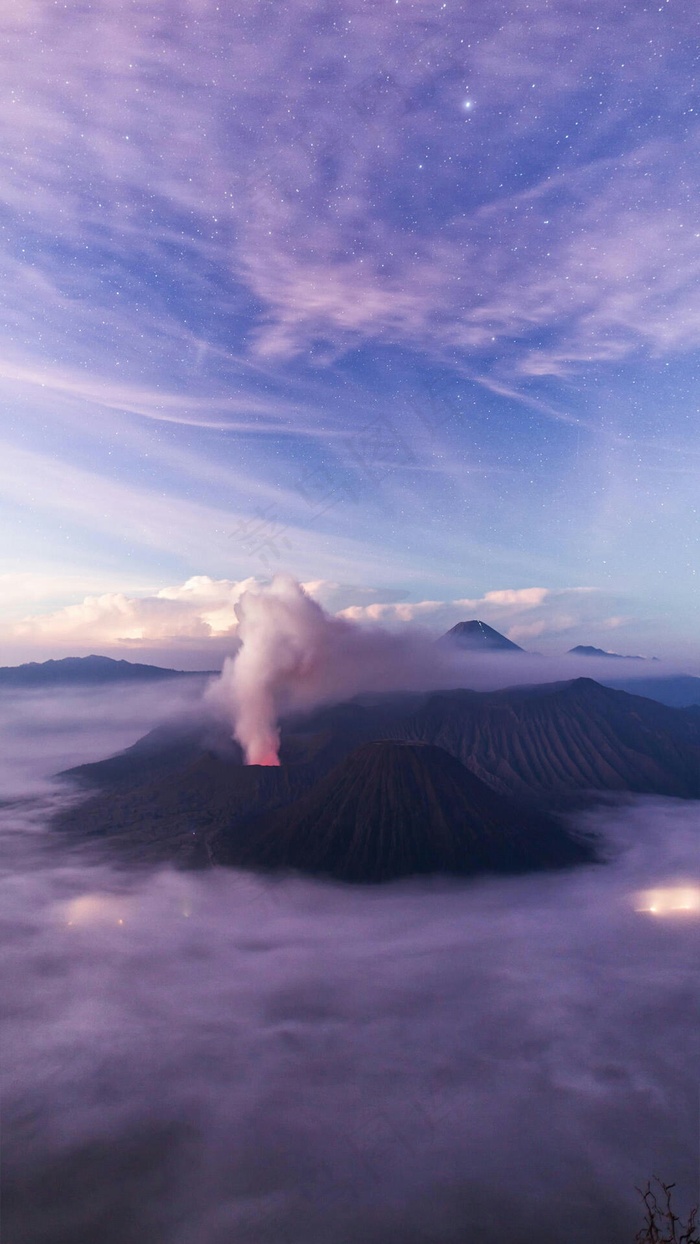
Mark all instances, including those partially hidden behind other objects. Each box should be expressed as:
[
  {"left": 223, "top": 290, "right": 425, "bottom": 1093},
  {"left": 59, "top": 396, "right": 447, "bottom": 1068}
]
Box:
[{"left": 2, "top": 613, "right": 699, "bottom": 1242}]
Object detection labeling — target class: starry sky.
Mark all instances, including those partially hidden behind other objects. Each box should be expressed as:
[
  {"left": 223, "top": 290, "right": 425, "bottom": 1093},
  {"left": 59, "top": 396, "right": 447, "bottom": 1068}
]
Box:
[{"left": 0, "top": 0, "right": 698, "bottom": 664}]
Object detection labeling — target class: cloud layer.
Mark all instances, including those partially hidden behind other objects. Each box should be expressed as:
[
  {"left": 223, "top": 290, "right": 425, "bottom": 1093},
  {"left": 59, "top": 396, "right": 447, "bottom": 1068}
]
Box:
[
  {"left": 4, "top": 574, "right": 641, "bottom": 665},
  {"left": 1, "top": 685, "right": 699, "bottom": 1243}
]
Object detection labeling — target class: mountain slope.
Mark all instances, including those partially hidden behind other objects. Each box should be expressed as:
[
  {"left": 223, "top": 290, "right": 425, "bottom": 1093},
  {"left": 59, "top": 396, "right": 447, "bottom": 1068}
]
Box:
[
  {"left": 65, "top": 717, "right": 240, "bottom": 791},
  {"left": 213, "top": 742, "right": 593, "bottom": 882},
  {"left": 378, "top": 679, "right": 700, "bottom": 804},
  {"left": 439, "top": 620, "right": 524, "bottom": 652},
  {"left": 58, "top": 751, "right": 307, "bottom": 866},
  {"left": 598, "top": 674, "right": 700, "bottom": 709},
  {"left": 55, "top": 679, "right": 700, "bottom": 872}
]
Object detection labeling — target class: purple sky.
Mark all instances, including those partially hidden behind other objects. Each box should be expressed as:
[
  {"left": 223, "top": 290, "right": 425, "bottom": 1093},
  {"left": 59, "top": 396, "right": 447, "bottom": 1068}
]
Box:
[{"left": 0, "top": 0, "right": 698, "bottom": 663}]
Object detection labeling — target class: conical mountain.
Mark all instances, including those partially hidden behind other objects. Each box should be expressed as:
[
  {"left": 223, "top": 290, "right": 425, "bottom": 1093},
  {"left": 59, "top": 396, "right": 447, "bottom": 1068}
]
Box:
[
  {"left": 440, "top": 620, "right": 524, "bottom": 652},
  {"left": 214, "top": 741, "right": 593, "bottom": 882}
]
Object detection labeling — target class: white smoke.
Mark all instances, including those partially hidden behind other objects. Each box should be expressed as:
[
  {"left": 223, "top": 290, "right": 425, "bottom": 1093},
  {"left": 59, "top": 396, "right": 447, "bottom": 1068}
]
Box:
[
  {"left": 207, "top": 575, "right": 461, "bottom": 765},
  {"left": 206, "top": 576, "right": 700, "bottom": 766}
]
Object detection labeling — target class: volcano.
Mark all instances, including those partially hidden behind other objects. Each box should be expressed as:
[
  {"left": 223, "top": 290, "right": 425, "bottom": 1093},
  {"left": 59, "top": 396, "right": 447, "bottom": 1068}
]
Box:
[
  {"left": 56, "top": 679, "right": 700, "bottom": 872},
  {"left": 440, "top": 620, "right": 524, "bottom": 652},
  {"left": 213, "top": 741, "right": 593, "bottom": 882}
]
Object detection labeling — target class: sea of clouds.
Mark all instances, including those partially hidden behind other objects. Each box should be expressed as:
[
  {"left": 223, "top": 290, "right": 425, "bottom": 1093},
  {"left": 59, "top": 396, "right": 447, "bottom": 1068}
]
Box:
[{"left": 1, "top": 680, "right": 699, "bottom": 1244}]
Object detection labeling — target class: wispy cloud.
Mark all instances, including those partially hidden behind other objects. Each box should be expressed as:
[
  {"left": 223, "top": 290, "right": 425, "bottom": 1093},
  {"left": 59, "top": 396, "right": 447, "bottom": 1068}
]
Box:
[
  {"left": 0, "top": 0, "right": 697, "bottom": 647},
  {"left": 0, "top": 441, "right": 432, "bottom": 594},
  {"left": 1, "top": 0, "right": 697, "bottom": 379},
  {"left": 0, "top": 571, "right": 157, "bottom": 621},
  {"left": 0, "top": 359, "right": 310, "bottom": 433}
]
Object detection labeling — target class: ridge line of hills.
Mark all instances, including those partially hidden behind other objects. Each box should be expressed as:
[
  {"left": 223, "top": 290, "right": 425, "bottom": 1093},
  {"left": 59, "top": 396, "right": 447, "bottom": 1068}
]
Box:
[
  {"left": 55, "top": 675, "right": 700, "bottom": 882},
  {"left": 2, "top": 625, "right": 699, "bottom": 707},
  {"left": 0, "top": 654, "right": 217, "bottom": 686}
]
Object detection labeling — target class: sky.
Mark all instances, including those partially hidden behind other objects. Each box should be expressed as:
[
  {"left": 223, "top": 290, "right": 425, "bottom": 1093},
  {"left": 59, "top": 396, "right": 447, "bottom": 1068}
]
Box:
[{"left": 1, "top": 0, "right": 698, "bottom": 664}]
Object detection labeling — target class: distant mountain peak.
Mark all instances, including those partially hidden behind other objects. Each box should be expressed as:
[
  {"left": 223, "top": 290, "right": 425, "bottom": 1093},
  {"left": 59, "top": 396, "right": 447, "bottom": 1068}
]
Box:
[
  {"left": 440, "top": 619, "right": 524, "bottom": 652},
  {"left": 0, "top": 654, "right": 217, "bottom": 687},
  {"left": 568, "top": 645, "right": 655, "bottom": 661}
]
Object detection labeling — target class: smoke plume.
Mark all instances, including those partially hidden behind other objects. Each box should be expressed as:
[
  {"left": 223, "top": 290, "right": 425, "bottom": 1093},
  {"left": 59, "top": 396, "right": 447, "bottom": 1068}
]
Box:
[
  {"left": 208, "top": 576, "right": 459, "bottom": 765},
  {"left": 207, "top": 576, "right": 700, "bottom": 765}
]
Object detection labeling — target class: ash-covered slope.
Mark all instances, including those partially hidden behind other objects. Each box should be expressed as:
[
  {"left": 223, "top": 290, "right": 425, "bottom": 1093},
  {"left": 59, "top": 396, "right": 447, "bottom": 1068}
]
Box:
[
  {"left": 54, "top": 678, "right": 700, "bottom": 869},
  {"left": 59, "top": 748, "right": 307, "bottom": 866},
  {"left": 377, "top": 678, "right": 700, "bottom": 804},
  {"left": 65, "top": 716, "right": 241, "bottom": 791},
  {"left": 67, "top": 679, "right": 700, "bottom": 805},
  {"left": 213, "top": 742, "right": 592, "bottom": 882}
]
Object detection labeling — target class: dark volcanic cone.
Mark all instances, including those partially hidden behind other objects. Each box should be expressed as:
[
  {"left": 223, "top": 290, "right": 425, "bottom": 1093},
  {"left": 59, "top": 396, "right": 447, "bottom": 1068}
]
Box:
[
  {"left": 55, "top": 679, "right": 700, "bottom": 870},
  {"left": 214, "top": 741, "right": 594, "bottom": 882},
  {"left": 439, "top": 620, "right": 524, "bottom": 652}
]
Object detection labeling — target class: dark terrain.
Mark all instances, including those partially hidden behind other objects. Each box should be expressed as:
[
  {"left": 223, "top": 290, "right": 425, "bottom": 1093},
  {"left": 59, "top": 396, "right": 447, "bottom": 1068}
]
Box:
[
  {"left": 55, "top": 678, "right": 700, "bottom": 878},
  {"left": 0, "top": 655, "right": 217, "bottom": 687},
  {"left": 440, "top": 619, "right": 525, "bottom": 651},
  {"left": 567, "top": 645, "right": 649, "bottom": 660},
  {"left": 213, "top": 741, "right": 593, "bottom": 881},
  {"left": 597, "top": 674, "right": 700, "bottom": 708}
]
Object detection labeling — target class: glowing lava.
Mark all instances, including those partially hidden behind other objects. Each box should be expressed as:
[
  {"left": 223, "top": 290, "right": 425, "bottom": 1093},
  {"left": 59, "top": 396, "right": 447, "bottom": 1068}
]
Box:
[{"left": 252, "top": 751, "right": 281, "bottom": 767}]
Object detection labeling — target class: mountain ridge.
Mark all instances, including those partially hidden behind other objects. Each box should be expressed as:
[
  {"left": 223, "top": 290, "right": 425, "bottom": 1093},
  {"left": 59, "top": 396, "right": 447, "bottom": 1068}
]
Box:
[
  {"left": 55, "top": 678, "right": 700, "bottom": 875},
  {"left": 0, "top": 654, "right": 218, "bottom": 687},
  {"left": 568, "top": 644, "right": 656, "bottom": 660}
]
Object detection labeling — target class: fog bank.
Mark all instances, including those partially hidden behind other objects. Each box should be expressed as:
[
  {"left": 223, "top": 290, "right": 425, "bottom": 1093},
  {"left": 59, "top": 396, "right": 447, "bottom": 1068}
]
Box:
[{"left": 1, "top": 685, "right": 699, "bottom": 1244}]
